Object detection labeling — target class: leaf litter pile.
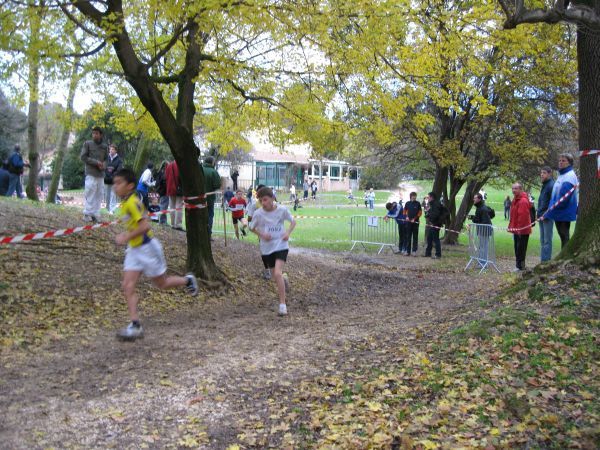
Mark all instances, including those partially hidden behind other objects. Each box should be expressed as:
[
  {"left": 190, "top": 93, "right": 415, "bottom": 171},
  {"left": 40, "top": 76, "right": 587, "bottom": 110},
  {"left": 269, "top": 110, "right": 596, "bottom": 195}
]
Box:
[{"left": 0, "top": 199, "right": 598, "bottom": 449}]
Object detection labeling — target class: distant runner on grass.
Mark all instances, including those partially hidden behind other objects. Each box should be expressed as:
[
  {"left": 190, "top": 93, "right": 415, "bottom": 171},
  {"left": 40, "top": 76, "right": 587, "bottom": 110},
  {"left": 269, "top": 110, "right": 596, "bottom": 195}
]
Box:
[
  {"left": 248, "top": 186, "right": 296, "bottom": 316},
  {"left": 112, "top": 168, "right": 198, "bottom": 341}
]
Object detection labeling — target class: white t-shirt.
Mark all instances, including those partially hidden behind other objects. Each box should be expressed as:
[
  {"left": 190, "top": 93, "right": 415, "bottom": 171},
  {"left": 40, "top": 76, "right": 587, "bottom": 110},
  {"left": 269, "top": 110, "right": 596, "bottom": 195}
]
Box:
[
  {"left": 246, "top": 198, "right": 259, "bottom": 217},
  {"left": 249, "top": 205, "right": 294, "bottom": 255}
]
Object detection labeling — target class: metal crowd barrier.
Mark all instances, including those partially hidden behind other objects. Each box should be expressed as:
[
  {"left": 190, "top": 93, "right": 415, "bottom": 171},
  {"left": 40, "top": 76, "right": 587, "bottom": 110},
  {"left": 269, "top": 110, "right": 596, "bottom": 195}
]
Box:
[
  {"left": 464, "top": 223, "right": 500, "bottom": 274},
  {"left": 349, "top": 215, "right": 398, "bottom": 254}
]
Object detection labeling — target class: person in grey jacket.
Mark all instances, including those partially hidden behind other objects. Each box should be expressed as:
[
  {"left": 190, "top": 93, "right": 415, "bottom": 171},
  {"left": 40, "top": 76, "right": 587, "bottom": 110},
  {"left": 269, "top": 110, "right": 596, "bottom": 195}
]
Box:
[
  {"left": 537, "top": 166, "right": 555, "bottom": 262},
  {"left": 80, "top": 126, "right": 108, "bottom": 222}
]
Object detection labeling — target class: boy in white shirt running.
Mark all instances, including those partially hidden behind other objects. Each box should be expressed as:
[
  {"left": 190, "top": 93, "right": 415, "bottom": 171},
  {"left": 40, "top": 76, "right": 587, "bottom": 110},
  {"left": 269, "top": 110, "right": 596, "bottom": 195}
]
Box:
[{"left": 249, "top": 186, "right": 296, "bottom": 315}]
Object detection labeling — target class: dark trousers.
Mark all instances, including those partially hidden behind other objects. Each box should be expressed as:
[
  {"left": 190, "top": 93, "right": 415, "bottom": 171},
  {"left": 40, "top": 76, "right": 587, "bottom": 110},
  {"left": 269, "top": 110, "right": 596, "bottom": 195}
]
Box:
[
  {"left": 406, "top": 221, "right": 419, "bottom": 254},
  {"left": 504, "top": 207, "right": 510, "bottom": 220},
  {"left": 398, "top": 222, "right": 407, "bottom": 252},
  {"left": 425, "top": 227, "right": 441, "bottom": 257},
  {"left": 207, "top": 203, "right": 215, "bottom": 237},
  {"left": 555, "top": 221, "right": 571, "bottom": 248},
  {"left": 303, "top": 190, "right": 308, "bottom": 199},
  {"left": 513, "top": 234, "right": 529, "bottom": 269},
  {"left": 139, "top": 191, "right": 150, "bottom": 211}
]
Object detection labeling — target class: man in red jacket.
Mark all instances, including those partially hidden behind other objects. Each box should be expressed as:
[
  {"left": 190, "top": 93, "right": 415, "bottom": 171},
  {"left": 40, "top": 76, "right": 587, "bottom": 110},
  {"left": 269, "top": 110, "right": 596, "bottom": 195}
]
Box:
[
  {"left": 508, "top": 183, "right": 534, "bottom": 272},
  {"left": 165, "top": 160, "right": 184, "bottom": 230}
]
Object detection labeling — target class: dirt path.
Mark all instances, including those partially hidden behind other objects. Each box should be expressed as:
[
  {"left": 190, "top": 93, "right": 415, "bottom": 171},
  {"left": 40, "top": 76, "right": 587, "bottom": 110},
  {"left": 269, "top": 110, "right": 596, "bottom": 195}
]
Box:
[{"left": 0, "top": 200, "right": 508, "bottom": 448}]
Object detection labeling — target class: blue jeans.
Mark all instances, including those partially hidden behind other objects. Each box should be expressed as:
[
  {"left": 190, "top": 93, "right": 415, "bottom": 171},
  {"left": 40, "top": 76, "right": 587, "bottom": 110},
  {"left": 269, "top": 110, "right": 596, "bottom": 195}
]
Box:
[
  {"left": 368, "top": 199, "right": 374, "bottom": 210},
  {"left": 539, "top": 218, "right": 553, "bottom": 262},
  {"left": 6, "top": 173, "right": 23, "bottom": 198}
]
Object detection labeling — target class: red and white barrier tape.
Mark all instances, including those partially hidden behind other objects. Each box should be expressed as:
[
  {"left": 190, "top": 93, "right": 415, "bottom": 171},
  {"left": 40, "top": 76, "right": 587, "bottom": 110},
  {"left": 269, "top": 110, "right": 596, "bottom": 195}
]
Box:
[
  {"left": 0, "top": 203, "right": 209, "bottom": 245},
  {"left": 0, "top": 220, "right": 119, "bottom": 245}
]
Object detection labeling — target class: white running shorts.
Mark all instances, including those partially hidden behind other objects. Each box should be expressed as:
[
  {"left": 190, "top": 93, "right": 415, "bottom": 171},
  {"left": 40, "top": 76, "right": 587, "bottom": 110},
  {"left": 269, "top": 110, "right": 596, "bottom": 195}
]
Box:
[{"left": 123, "top": 238, "right": 167, "bottom": 278}]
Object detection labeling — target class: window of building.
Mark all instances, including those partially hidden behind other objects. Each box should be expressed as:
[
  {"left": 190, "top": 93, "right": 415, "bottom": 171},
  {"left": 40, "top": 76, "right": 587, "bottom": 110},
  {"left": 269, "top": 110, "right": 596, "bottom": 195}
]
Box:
[{"left": 329, "top": 165, "right": 341, "bottom": 179}]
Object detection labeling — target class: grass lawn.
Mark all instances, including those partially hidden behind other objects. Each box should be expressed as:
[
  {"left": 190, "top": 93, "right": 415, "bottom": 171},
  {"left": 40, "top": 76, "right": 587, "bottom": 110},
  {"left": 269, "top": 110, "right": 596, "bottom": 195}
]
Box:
[{"left": 208, "top": 182, "right": 562, "bottom": 259}]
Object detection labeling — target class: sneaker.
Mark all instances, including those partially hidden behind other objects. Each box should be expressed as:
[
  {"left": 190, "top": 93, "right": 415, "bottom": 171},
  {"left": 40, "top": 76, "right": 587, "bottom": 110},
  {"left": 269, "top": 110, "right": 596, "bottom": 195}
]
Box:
[
  {"left": 184, "top": 273, "right": 199, "bottom": 296},
  {"left": 512, "top": 267, "right": 522, "bottom": 273},
  {"left": 263, "top": 269, "right": 272, "bottom": 280},
  {"left": 83, "top": 215, "right": 93, "bottom": 222},
  {"left": 283, "top": 273, "right": 290, "bottom": 293},
  {"left": 117, "top": 322, "right": 144, "bottom": 341},
  {"left": 278, "top": 304, "right": 288, "bottom": 316},
  {"left": 412, "top": 253, "right": 418, "bottom": 257},
  {"left": 402, "top": 251, "right": 408, "bottom": 256},
  {"left": 431, "top": 255, "right": 440, "bottom": 259},
  {"left": 393, "top": 249, "right": 402, "bottom": 254}
]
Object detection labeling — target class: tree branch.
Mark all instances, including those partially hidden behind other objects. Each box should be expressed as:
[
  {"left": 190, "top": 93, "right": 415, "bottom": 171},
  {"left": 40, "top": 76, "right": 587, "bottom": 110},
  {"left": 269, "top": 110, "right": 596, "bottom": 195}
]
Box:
[{"left": 499, "top": 0, "right": 600, "bottom": 30}]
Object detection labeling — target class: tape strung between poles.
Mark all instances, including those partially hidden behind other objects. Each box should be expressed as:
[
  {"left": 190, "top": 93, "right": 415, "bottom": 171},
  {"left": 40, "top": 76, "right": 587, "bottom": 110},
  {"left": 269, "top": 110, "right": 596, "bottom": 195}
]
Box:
[{"left": 0, "top": 185, "right": 578, "bottom": 245}]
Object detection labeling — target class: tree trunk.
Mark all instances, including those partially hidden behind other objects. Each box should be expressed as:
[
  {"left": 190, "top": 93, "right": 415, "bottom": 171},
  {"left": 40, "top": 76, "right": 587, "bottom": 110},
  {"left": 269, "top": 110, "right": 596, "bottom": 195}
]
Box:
[
  {"left": 47, "top": 65, "right": 79, "bottom": 204},
  {"left": 444, "top": 179, "right": 486, "bottom": 245},
  {"left": 25, "top": 57, "right": 40, "bottom": 200},
  {"left": 73, "top": 0, "right": 222, "bottom": 281},
  {"left": 431, "top": 164, "right": 448, "bottom": 199},
  {"left": 560, "top": 28, "right": 600, "bottom": 265}
]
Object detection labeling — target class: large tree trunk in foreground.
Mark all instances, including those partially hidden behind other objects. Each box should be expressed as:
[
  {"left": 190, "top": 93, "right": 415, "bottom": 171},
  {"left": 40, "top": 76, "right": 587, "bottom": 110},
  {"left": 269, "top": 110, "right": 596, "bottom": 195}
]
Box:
[
  {"left": 444, "top": 179, "right": 486, "bottom": 245},
  {"left": 25, "top": 47, "right": 40, "bottom": 200},
  {"left": 47, "top": 65, "right": 79, "bottom": 204},
  {"left": 73, "top": 1, "right": 222, "bottom": 281},
  {"left": 560, "top": 28, "right": 600, "bottom": 265}
]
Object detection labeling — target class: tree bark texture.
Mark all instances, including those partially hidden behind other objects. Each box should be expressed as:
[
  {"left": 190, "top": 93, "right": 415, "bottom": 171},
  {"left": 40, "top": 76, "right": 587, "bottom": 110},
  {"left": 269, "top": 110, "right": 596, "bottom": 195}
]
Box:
[
  {"left": 443, "top": 179, "right": 486, "bottom": 245},
  {"left": 47, "top": 65, "right": 79, "bottom": 204},
  {"left": 560, "top": 28, "right": 600, "bottom": 264},
  {"left": 25, "top": 57, "right": 40, "bottom": 201}
]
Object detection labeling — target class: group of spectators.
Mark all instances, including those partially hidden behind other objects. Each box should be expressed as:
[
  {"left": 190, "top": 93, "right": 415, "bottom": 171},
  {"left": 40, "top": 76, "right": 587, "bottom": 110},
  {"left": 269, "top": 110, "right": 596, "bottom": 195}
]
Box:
[{"left": 80, "top": 126, "right": 223, "bottom": 239}]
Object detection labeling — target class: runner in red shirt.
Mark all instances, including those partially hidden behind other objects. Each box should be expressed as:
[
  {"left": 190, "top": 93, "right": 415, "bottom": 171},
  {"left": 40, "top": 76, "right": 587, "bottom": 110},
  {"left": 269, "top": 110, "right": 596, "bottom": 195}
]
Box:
[{"left": 228, "top": 189, "right": 248, "bottom": 239}]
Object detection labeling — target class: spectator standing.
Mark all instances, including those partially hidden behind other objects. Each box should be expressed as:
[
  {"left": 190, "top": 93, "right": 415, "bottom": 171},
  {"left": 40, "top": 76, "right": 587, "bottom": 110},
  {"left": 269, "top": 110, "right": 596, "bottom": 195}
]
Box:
[
  {"left": 5, "top": 145, "right": 28, "bottom": 198},
  {"left": 202, "top": 156, "right": 222, "bottom": 239},
  {"left": 165, "top": 160, "right": 184, "bottom": 230},
  {"left": 503, "top": 196, "right": 511, "bottom": 220},
  {"left": 310, "top": 179, "right": 318, "bottom": 199},
  {"left": 80, "top": 127, "right": 108, "bottom": 221},
  {"left": 537, "top": 166, "right": 555, "bottom": 262},
  {"left": 103, "top": 144, "right": 123, "bottom": 214},
  {"left": 424, "top": 192, "right": 444, "bottom": 259},
  {"left": 231, "top": 168, "right": 239, "bottom": 191},
  {"left": 508, "top": 183, "right": 534, "bottom": 271},
  {"left": 303, "top": 179, "right": 309, "bottom": 200},
  {"left": 223, "top": 186, "right": 235, "bottom": 205},
  {"left": 403, "top": 191, "right": 422, "bottom": 256},
  {"left": 367, "top": 188, "right": 376, "bottom": 211},
  {"left": 546, "top": 153, "right": 578, "bottom": 249},
  {"left": 290, "top": 184, "right": 296, "bottom": 202},
  {"left": 0, "top": 164, "right": 9, "bottom": 196},
  {"left": 137, "top": 162, "right": 155, "bottom": 211},
  {"left": 154, "top": 161, "right": 169, "bottom": 225},
  {"left": 385, "top": 201, "right": 408, "bottom": 255},
  {"left": 469, "top": 193, "right": 494, "bottom": 262}
]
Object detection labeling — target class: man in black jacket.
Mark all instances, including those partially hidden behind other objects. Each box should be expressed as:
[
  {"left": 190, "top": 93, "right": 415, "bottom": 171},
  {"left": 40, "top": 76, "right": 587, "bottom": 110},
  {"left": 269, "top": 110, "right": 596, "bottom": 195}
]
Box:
[
  {"left": 403, "top": 192, "right": 422, "bottom": 256},
  {"left": 103, "top": 144, "right": 123, "bottom": 214},
  {"left": 424, "top": 192, "right": 443, "bottom": 258}
]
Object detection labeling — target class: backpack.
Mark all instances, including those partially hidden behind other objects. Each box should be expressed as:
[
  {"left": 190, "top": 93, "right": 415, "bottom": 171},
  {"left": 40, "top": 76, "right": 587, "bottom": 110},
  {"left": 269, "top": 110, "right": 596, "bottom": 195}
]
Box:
[{"left": 487, "top": 206, "right": 495, "bottom": 219}]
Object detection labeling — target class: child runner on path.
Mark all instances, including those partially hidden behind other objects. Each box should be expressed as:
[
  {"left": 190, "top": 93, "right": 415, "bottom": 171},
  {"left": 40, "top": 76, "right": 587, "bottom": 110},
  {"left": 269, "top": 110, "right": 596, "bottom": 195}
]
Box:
[
  {"left": 245, "top": 184, "right": 272, "bottom": 280},
  {"left": 249, "top": 187, "right": 296, "bottom": 316},
  {"left": 228, "top": 189, "right": 248, "bottom": 239},
  {"left": 112, "top": 168, "right": 198, "bottom": 340}
]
